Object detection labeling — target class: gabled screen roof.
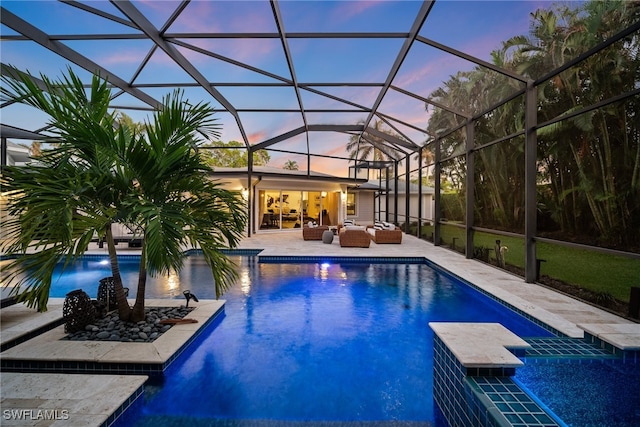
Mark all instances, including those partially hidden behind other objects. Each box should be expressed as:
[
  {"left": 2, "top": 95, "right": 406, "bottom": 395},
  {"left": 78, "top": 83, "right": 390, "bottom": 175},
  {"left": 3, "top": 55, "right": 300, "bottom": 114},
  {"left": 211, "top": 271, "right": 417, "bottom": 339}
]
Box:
[{"left": 1, "top": 0, "right": 584, "bottom": 176}]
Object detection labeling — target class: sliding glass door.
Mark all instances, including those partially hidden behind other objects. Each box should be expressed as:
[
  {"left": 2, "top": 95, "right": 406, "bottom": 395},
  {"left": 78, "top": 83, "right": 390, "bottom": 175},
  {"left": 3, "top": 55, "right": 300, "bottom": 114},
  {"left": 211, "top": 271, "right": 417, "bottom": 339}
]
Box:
[
  {"left": 259, "top": 190, "right": 302, "bottom": 230},
  {"left": 258, "top": 189, "right": 338, "bottom": 231}
]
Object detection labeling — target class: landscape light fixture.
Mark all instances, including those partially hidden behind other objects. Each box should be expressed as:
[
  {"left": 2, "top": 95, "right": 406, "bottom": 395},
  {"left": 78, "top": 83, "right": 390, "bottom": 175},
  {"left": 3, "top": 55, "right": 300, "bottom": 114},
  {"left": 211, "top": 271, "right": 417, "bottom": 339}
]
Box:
[{"left": 183, "top": 290, "right": 199, "bottom": 307}]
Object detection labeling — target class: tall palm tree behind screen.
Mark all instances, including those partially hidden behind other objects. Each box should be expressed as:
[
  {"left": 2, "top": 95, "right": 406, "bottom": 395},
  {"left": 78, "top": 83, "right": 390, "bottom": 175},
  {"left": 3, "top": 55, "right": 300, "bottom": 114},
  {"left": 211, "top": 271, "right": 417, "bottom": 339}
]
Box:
[
  {"left": 346, "top": 119, "right": 401, "bottom": 178},
  {"left": 1, "top": 68, "right": 247, "bottom": 321}
]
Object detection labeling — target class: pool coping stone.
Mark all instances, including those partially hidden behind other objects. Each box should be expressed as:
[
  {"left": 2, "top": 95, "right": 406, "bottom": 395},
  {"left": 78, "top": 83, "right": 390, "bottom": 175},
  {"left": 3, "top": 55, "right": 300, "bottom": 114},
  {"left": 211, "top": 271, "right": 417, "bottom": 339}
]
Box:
[{"left": 429, "top": 322, "right": 531, "bottom": 368}]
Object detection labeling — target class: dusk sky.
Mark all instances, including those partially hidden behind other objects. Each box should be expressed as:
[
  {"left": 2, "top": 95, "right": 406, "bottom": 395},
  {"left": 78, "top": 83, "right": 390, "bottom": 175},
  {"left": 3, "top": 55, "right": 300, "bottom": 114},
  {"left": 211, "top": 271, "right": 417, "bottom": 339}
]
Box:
[{"left": 1, "top": 0, "right": 574, "bottom": 176}]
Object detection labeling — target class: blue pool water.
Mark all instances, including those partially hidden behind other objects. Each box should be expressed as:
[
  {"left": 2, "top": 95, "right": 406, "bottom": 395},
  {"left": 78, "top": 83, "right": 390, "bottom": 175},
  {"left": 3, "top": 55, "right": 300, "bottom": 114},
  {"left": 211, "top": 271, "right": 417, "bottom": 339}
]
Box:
[
  {"left": 516, "top": 359, "right": 640, "bottom": 427},
  {"left": 11, "top": 254, "right": 638, "bottom": 425},
  {"left": 36, "top": 254, "right": 555, "bottom": 425}
]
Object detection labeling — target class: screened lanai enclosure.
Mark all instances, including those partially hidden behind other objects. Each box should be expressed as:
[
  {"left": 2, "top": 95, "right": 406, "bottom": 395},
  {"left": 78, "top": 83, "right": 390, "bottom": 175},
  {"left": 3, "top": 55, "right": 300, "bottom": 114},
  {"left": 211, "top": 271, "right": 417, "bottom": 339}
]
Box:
[{"left": 1, "top": 1, "right": 639, "bottom": 314}]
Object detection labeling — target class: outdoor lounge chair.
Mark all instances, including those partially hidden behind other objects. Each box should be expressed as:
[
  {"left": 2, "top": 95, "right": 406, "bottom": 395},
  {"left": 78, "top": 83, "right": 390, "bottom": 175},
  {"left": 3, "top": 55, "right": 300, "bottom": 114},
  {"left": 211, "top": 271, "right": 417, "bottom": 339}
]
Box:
[
  {"left": 367, "top": 226, "right": 403, "bottom": 244},
  {"left": 303, "top": 225, "right": 329, "bottom": 240},
  {"left": 339, "top": 227, "right": 371, "bottom": 248}
]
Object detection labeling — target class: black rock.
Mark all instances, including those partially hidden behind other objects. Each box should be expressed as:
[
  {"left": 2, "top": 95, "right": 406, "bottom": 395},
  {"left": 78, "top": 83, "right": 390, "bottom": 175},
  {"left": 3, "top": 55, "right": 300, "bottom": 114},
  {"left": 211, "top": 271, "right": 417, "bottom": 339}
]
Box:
[{"left": 62, "top": 306, "right": 194, "bottom": 343}]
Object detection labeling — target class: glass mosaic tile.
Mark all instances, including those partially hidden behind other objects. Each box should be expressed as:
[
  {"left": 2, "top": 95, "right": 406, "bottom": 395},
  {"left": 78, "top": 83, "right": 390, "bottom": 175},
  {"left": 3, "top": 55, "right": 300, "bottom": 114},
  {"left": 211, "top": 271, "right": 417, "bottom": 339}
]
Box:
[
  {"left": 468, "top": 377, "right": 564, "bottom": 427},
  {"left": 524, "top": 337, "right": 618, "bottom": 358}
]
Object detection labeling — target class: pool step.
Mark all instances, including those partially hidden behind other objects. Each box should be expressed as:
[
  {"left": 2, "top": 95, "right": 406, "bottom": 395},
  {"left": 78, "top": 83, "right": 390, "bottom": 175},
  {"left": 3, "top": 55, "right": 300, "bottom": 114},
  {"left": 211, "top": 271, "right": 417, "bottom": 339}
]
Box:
[
  {"left": 467, "top": 376, "right": 563, "bottom": 427},
  {"left": 523, "top": 337, "right": 618, "bottom": 358}
]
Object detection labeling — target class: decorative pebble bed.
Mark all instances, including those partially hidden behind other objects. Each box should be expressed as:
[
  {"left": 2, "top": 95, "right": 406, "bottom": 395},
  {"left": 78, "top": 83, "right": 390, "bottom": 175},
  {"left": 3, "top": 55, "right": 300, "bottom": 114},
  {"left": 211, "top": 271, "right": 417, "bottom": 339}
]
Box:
[{"left": 62, "top": 306, "right": 194, "bottom": 342}]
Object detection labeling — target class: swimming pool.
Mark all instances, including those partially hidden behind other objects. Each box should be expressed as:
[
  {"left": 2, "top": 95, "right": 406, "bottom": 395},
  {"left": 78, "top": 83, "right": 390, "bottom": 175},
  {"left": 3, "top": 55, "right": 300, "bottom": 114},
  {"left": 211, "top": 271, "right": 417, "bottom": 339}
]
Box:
[
  {"left": 15, "top": 254, "right": 634, "bottom": 425},
  {"left": 5, "top": 256, "right": 640, "bottom": 427}
]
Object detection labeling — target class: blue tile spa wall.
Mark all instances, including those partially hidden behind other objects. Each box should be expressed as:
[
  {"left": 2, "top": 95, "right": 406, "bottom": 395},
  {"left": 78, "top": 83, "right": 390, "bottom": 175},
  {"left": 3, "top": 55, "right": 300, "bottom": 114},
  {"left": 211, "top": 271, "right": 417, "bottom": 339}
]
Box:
[
  {"left": 433, "top": 335, "right": 562, "bottom": 427},
  {"left": 433, "top": 333, "right": 503, "bottom": 426}
]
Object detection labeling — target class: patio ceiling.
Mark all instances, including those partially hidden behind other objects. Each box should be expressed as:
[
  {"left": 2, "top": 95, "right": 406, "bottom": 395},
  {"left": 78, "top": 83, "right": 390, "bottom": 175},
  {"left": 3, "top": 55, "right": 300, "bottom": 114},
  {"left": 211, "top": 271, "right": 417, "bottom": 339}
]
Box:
[{"left": 1, "top": 0, "right": 567, "bottom": 176}]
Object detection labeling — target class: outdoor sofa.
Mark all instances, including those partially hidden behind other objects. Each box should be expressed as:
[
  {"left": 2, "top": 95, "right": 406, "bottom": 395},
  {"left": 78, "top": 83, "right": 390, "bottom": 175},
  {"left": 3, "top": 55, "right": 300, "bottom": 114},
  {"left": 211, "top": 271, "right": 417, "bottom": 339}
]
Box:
[
  {"left": 339, "top": 226, "right": 371, "bottom": 248},
  {"left": 302, "top": 224, "right": 329, "bottom": 240},
  {"left": 367, "top": 224, "right": 403, "bottom": 244}
]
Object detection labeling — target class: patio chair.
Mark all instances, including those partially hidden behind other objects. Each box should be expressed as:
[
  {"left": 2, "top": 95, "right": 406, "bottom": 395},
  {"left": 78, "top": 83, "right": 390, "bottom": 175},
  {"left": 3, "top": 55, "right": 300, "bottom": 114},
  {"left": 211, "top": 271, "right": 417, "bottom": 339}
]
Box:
[{"left": 302, "top": 225, "right": 329, "bottom": 240}]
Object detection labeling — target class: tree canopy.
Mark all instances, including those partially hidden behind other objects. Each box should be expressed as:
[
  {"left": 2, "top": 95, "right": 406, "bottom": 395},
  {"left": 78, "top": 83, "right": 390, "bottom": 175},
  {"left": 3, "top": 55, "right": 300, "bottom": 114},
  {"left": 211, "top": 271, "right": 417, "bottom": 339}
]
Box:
[
  {"left": 200, "top": 140, "right": 270, "bottom": 168},
  {"left": 426, "top": 0, "right": 639, "bottom": 251}
]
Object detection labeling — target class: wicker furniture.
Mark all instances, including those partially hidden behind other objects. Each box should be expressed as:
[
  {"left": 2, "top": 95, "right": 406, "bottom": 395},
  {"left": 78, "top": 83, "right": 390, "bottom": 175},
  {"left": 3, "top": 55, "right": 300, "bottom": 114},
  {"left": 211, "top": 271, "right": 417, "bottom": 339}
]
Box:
[
  {"left": 302, "top": 225, "right": 329, "bottom": 240},
  {"left": 339, "top": 228, "right": 371, "bottom": 248},
  {"left": 368, "top": 227, "right": 403, "bottom": 244}
]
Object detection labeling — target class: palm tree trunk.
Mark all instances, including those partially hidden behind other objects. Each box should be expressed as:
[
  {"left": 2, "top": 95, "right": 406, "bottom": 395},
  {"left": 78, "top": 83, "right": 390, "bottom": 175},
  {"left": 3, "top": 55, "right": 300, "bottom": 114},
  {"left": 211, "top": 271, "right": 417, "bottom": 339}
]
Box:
[
  {"left": 569, "top": 145, "right": 607, "bottom": 234},
  {"left": 632, "top": 124, "right": 640, "bottom": 190},
  {"left": 105, "top": 224, "right": 132, "bottom": 321},
  {"left": 130, "top": 235, "right": 147, "bottom": 322}
]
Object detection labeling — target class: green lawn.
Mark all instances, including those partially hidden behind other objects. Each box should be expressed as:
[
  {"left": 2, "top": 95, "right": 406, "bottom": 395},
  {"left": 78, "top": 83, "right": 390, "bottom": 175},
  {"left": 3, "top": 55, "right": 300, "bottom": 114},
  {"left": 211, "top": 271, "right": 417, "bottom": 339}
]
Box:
[{"left": 413, "top": 223, "right": 640, "bottom": 303}]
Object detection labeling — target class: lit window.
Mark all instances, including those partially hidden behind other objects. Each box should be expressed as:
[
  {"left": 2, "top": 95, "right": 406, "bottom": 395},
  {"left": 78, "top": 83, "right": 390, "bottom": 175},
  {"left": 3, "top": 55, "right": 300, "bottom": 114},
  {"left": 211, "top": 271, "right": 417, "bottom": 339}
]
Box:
[{"left": 346, "top": 193, "right": 356, "bottom": 215}]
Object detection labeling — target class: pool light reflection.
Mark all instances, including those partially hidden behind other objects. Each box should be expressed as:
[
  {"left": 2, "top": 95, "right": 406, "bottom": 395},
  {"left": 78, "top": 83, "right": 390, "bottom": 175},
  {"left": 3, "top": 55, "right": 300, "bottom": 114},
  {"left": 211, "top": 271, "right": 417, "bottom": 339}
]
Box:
[
  {"left": 318, "top": 262, "right": 331, "bottom": 281},
  {"left": 164, "top": 270, "right": 181, "bottom": 297},
  {"left": 240, "top": 270, "right": 251, "bottom": 295}
]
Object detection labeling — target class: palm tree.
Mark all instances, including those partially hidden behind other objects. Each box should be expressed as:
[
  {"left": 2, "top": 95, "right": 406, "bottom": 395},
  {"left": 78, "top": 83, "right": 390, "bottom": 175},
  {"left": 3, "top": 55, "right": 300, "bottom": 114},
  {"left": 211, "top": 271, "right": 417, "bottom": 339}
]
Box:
[
  {"left": 1, "top": 68, "right": 247, "bottom": 321},
  {"left": 2, "top": 69, "right": 134, "bottom": 314},
  {"left": 502, "top": 0, "right": 640, "bottom": 246},
  {"left": 346, "top": 119, "right": 400, "bottom": 178},
  {"left": 282, "top": 159, "right": 299, "bottom": 170},
  {"left": 123, "top": 91, "right": 247, "bottom": 321}
]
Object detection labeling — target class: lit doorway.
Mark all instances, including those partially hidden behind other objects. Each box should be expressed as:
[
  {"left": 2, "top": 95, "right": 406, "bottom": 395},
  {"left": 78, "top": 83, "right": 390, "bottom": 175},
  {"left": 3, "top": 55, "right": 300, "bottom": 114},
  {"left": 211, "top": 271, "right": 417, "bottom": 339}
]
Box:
[
  {"left": 259, "top": 190, "right": 302, "bottom": 230},
  {"left": 258, "top": 189, "right": 338, "bottom": 230}
]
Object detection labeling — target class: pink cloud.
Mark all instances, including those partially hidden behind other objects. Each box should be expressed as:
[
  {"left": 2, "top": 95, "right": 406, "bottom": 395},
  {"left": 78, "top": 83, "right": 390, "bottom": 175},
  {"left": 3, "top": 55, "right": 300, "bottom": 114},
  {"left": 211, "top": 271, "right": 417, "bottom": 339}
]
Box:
[
  {"left": 248, "top": 131, "right": 268, "bottom": 145},
  {"left": 168, "top": 1, "right": 222, "bottom": 33},
  {"left": 310, "top": 156, "right": 352, "bottom": 177},
  {"left": 323, "top": 144, "right": 351, "bottom": 158},
  {"left": 99, "top": 49, "right": 150, "bottom": 66},
  {"left": 331, "top": 1, "right": 381, "bottom": 23},
  {"left": 227, "top": 8, "right": 273, "bottom": 33}
]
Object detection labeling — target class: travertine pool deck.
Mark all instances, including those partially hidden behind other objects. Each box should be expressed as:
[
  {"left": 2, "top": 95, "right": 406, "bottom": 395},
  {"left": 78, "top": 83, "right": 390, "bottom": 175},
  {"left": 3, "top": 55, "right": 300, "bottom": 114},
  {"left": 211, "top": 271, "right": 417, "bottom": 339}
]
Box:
[
  {"left": 1, "top": 298, "right": 65, "bottom": 349},
  {"left": 1, "top": 373, "right": 147, "bottom": 427},
  {"left": 1, "top": 230, "right": 638, "bottom": 426},
  {"left": 1, "top": 299, "right": 223, "bottom": 426}
]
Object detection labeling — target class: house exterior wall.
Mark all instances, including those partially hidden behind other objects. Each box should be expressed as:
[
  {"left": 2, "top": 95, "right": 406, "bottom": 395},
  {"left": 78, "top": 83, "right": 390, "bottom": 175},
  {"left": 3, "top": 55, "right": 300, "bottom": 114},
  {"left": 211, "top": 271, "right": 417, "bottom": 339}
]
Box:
[
  {"left": 4, "top": 142, "right": 31, "bottom": 166},
  {"left": 215, "top": 176, "right": 347, "bottom": 234},
  {"left": 347, "top": 191, "right": 375, "bottom": 225}
]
